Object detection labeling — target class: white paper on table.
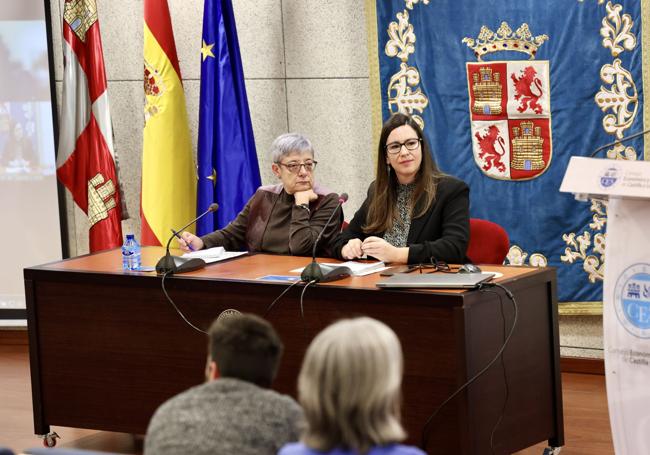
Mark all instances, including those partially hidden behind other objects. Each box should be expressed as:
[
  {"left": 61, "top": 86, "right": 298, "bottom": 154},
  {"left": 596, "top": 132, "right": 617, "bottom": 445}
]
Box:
[{"left": 182, "top": 247, "right": 247, "bottom": 264}]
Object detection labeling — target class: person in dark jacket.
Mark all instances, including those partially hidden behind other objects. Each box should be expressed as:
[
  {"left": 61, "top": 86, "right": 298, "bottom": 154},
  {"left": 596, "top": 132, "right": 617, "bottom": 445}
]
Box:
[
  {"left": 178, "top": 133, "right": 341, "bottom": 256},
  {"left": 334, "top": 113, "right": 469, "bottom": 264}
]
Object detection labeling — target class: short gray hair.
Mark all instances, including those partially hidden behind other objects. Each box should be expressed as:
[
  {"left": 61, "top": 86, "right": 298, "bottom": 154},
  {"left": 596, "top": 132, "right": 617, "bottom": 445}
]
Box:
[
  {"left": 270, "top": 133, "right": 314, "bottom": 163},
  {"left": 298, "top": 317, "right": 406, "bottom": 452}
]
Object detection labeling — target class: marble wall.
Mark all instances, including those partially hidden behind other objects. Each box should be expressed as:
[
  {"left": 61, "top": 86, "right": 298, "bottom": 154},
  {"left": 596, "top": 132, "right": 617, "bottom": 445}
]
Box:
[
  {"left": 50, "top": 0, "right": 373, "bottom": 257},
  {"left": 48, "top": 0, "right": 602, "bottom": 359}
]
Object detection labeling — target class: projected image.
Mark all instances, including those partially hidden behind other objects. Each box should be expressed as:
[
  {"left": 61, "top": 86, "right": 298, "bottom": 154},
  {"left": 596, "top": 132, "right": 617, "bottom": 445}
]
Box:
[
  {"left": 0, "top": 6, "right": 62, "bottom": 317},
  {"left": 0, "top": 20, "right": 51, "bottom": 99},
  {"left": 0, "top": 21, "right": 55, "bottom": 180},
  {"left": 0, "top": 101, "right": 55, "bottom": 178}
]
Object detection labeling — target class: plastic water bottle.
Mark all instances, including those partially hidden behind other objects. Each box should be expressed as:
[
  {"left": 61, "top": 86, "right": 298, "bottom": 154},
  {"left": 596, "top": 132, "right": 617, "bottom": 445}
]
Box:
[{"left": 121, "top": 234, "right": 141, "bottom": 271}]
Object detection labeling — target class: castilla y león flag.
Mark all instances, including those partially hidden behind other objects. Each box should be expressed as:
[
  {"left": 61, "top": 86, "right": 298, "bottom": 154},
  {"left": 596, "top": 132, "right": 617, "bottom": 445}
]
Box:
[
  {"left": 57, "top": 0, "right": 123, "bottom": 252},
  {"left": 141, "top": 0, "right": 196, "bottom": 246}
]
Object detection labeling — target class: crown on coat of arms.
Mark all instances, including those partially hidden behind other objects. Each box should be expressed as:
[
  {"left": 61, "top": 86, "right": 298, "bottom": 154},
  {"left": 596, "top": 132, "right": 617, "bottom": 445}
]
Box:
[{"left": 462, "top": 22, "right": 548, "bottom": 61}]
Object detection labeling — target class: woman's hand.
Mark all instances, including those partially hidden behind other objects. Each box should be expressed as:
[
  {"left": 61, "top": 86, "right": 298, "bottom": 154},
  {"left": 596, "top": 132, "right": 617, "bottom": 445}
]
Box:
[
  {"left": 178, "top": 231, "right": 204, "bottom": 252},
  {"left": 361, "top": 236, "right": 408, "bottom": 264},
  {"left": 341, "top": 238, "right": 363, "bottom": 260},
  {"left": 294, "top": 189, "right": 318, "bottom": 206}
]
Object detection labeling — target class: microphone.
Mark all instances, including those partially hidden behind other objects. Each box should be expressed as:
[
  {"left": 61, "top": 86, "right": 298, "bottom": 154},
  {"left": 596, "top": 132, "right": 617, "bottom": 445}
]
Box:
[
  {"left": 155, "top": 203, "right": 219, "bottom": 275},
  {"left": 589, "top": 127, "right": 650, "bottom": 157},
  {"left": 301, "top": 193, "right": 350, "bottom": 283}
]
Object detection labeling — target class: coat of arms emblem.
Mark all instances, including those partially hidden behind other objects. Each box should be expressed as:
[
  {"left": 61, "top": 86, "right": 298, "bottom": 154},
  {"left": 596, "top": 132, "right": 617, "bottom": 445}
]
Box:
[{"left": 464, "top": 23, "right": 552, "bottom": 180}]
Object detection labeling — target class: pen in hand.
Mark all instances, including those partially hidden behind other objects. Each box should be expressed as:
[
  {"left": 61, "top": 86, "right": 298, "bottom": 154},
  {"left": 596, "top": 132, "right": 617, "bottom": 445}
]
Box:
[{"left": 171, "top": 229, "right": 194, "bottom": 251}]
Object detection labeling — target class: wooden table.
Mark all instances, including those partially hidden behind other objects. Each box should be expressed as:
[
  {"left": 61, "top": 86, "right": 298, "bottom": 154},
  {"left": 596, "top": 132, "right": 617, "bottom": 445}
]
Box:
[{"left": 25, "top": 248, "right": 563, "bottom": 454}]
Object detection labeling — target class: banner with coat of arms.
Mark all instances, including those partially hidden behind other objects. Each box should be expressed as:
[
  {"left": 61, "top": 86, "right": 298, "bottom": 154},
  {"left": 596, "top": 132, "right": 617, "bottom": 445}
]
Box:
[{"left": 370, "top": 0, "right": 649, "bottom": 309}]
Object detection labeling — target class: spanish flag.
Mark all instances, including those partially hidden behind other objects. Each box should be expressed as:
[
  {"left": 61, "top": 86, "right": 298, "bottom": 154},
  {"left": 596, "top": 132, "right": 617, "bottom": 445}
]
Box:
[{"left": 142, "top": 0, "right": 196, "bottom": 246}]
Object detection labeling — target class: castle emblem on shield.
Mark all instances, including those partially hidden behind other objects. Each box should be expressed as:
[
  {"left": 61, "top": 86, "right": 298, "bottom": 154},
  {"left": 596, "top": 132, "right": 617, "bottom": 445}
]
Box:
[{"left": 463, "top": 23, "right": 552, "bottom": 180}]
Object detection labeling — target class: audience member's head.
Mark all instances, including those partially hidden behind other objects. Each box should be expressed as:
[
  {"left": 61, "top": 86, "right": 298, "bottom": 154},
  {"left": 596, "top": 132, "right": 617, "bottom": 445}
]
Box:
[
  {"left": 207, "top": 312, "right": 283, "bottom": 388},
  {"left": 298, "top": 317, "right": 406, "bottom": 453}
]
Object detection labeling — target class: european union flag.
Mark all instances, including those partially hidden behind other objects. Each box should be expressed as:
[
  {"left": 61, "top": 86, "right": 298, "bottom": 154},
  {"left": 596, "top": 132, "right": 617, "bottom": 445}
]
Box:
[{"left": 197, "top": 0, "right": 261, "bottom": 234}]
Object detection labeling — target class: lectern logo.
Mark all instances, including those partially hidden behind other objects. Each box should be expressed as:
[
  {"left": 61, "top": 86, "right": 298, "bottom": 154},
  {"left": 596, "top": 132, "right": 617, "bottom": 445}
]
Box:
[
  {"left": 599, "top": 165, "right": 620, "bottom": 189},
  {"left": 614, "top": 264, "right": 650, "bottom": 338}
]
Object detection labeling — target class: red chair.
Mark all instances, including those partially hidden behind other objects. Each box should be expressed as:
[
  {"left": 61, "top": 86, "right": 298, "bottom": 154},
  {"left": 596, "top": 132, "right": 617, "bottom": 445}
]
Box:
[{"left": 466, "top": 218, "right": 510, "bottom": 264}]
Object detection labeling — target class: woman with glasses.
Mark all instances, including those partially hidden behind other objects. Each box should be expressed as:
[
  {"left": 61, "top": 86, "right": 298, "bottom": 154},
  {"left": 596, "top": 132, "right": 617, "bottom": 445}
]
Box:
[
  {"left": 178, "top": 133, "right": 341, "bottom": 255},
  {"left": 334, "top": 112, "right": 469, "bottom": 264}
]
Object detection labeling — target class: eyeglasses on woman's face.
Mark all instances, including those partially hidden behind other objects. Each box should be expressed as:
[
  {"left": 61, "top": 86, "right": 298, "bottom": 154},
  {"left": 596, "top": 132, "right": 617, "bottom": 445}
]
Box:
[
  {"left": 276, "top": 160, "right": 318, "bottom": 174},
  {"left": 385, "top": 138, "right": 421, "bottom": 155}
]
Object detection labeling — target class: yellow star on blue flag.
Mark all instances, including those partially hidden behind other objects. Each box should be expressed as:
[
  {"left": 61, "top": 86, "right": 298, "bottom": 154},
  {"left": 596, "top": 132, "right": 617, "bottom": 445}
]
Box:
[{"left": 201, "top": 39, "right": 215, "bottom": 61}]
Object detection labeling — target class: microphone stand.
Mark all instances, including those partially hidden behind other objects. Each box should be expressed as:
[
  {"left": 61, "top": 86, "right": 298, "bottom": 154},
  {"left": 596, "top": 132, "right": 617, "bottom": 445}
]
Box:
[
  {"left": 155, "top": 203, "right": 219, "bottom": 275},
  {"left": 301, "top": 194, "right": 349, "bottom": 283}
]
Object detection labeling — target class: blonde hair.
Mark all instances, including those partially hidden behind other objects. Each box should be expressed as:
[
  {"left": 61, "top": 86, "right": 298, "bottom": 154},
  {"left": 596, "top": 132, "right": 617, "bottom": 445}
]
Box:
[{"left": 298, "top": 317, "right": 406, "bottom": 453}]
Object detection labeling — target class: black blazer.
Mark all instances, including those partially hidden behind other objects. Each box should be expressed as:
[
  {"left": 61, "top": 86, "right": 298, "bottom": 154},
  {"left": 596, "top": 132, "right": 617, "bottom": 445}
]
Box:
[{"left": 333, "top": 176, "right": 470, "bottom": 264}]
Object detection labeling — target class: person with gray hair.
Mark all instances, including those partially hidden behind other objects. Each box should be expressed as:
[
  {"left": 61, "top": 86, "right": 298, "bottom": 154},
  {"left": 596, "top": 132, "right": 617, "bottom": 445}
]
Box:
[
  {"left": 279, "top": 317, "right": 426, "bottom": 455},
  {"left": 178, "top": 133, "right": 342, "bottom": 256}
]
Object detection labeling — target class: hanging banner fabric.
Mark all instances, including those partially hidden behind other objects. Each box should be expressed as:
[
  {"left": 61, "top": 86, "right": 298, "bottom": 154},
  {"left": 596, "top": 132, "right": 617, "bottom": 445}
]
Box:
[
  {"left": 141, "top": 0, "right": 196, "bottom": 246},
  {"left": 372, "top": 0, "right": 648, "bottom": 307},
  {"left": 196, "top": 0, "right": 261, "bottom": 234},
  {"left": 57, "top": 0, "right": 123, "bottom": 252}
]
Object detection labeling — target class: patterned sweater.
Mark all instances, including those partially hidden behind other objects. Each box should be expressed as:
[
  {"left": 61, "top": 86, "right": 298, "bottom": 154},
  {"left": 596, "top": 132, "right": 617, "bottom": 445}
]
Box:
[{"left": 144, "top": 377, "right": 304, "bottom": 455}]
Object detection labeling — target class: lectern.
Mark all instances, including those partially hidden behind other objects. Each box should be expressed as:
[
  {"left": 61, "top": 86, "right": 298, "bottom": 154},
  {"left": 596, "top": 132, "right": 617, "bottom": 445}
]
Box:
[{"left": 560, "top": 156, "right": 650, "bottom": 455}]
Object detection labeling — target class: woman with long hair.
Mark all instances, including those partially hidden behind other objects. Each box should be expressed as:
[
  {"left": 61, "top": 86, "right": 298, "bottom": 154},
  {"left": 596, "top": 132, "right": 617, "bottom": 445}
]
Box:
[
  {"left": 334, "top": 112, "right": 469, "bottom": 264},
  {"left": 279, "top": 317, "right": 425, "bottom": 455}
]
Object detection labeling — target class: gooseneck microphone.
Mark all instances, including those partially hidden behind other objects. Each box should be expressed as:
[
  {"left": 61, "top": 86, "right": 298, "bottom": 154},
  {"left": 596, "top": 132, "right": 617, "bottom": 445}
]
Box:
[
  {"left": 301, "top": 193, "right": 350, "bottom": 283},
  {"left": 589, "top": 127, "right": 650, "bottom": 158},
  {"left": 155, "top": 203, "right": 219, "bottom": 275}
]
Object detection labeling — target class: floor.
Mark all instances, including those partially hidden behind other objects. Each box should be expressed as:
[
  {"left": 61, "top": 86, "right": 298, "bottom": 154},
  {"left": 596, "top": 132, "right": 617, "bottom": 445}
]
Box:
[{"left": 0, "top": 343, "right": 614, "bottom": 454}]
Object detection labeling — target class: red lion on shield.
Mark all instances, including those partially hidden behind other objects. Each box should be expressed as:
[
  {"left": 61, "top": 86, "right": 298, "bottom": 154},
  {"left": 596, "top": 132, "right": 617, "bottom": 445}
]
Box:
[
  {"left": 511, "top": 66, "right": 543, "bottom": 114},
  {"left": 475, "top": 125, "right": 506, "bottom": 173}
]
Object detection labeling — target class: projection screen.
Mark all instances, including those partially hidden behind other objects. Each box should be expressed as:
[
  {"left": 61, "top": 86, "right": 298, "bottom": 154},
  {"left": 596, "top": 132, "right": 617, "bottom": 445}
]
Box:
[{"left": 0, "top": 1, "right": 63, "bottom": 325}]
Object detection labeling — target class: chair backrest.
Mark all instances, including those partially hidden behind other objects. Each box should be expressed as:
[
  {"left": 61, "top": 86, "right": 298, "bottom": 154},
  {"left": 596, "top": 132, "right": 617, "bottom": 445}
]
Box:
[{"left": 466, "top": 218, "right": 510, "bottom": 264}]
